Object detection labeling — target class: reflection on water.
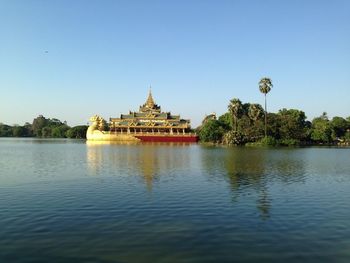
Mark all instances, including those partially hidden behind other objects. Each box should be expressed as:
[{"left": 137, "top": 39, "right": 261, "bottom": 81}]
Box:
[
  {"left": 87, "top": 141, "right": 193, "bottom": 191},
  {"left": 201, "top": 147, "right": 308, "bottom": 219},
  {"left": 1, "top": 138, "right": 350, "bottom": 262}
]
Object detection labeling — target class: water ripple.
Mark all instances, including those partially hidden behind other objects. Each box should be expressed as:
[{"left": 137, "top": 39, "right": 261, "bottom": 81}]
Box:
[{"left": 1, "top": 139, "right": 350, "bottom": 262}]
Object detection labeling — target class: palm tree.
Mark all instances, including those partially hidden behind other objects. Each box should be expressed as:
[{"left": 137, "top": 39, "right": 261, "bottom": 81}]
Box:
[
  {"left": 228, "top": 98, "right": 243, "bottom": 131},
  {"left": 259, "top": 78, "right": 273, "bottom": 137},
  {"left": 248, "top": 103, "right": 263, "bottom": 122}
]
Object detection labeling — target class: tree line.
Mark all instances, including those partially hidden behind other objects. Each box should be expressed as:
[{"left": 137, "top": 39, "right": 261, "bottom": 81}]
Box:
[
  {"left": 2, "top": 78, "right": 349, "bottom": 145},
  {"left": 198, "top": 78, "right": 350, "bottom": 146},
  {"left": 0, "top": 115, "right": 88, "bottom": 139}
]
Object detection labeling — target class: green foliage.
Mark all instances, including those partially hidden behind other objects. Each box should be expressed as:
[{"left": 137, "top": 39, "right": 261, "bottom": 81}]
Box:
[
  {"left": 259, "top": 136, "right": 278, "bottom": 146},
  {"left": 51, "top": 125, "right": 70, "bottom": 138},
  {"left": 23, "top": 122, "right": 33, "bottom": 136},
  {"left": 0, "top": 116, "right": 89, "bottom": 139},
  {"left": 32, "top": 115, "right": 48, "bottom": 137},
  {"left": 0, "top": 123, "right": 32, "bottom": 137},
  {"left": 277, "top": 109, "right": 308, "bottom": 141},
  {"left": 238, "top": 115, "right": 264, "bottom": 142},
  {"left": 223, "top": 130, "right": 245, "bottom": 145},
  {"left": 66, "top": 126, "right": 88, "bottom": 139},
  {"left": 331, "top": 116, "right": 348, "bottom": 139},
  {"left": 311, "top": 113, "right": 332, "bottom": 143},
  {"left": 266, "top": 113, "right": 280, "bottom": 139},
  {"left": 12, "top": 126, "right": 27, "bottom": 137},
  {"left": 201, "top": 94, "right": 349, "bottom": 146},
  {"left": 259, "top": 78, "right": 273, "bottom": 95},
  {"left": 278, "top": 138, "right": 300, "bottom": 146},
  {"left": 218, "top": 112, "right": 232, "bottom": 130},
  {"left": 228, "top": 98, "right": 243, "bottom": 131},
  {"left": 31, "top": 115, "right": 70, "bottom": 138},
  {"left": 201, "top": 114, "right": 217, "bottom": 126},
  {"left": 48, "top": 118, "right": 64, "bottom": 127},
  {"left": 0, "top": 124, "right": 13, "bottom": 137},
  {"left": 41, "top": 126, "right": 52, "bottom": 137},
  {"left": 198, "top": 96, "right": 349, "bottom": 147},
  {"left": 198, "top": 119, "right": 225, "bottom": 143},
  {"left": 259, "top": 77, "right": 273, "bottom": 137},
  {"left": 228, "top": 100, "right": 265, "bottom": 142},
  {"left": 248, "top": 103, "right": 264, "bottom": 121},
  {"left": 246, "top": 136, "right": 278, "bottom": 147}
]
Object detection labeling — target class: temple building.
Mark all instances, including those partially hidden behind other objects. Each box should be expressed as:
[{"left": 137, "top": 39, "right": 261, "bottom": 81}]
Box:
[
  {"left": 109, "top": 90, "right": 192, "bottom": 136},
  {"left": 86, "top": 89, "right": 198, "bottom": 142}
]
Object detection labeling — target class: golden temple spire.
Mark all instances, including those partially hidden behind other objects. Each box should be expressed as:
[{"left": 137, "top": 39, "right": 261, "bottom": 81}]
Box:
[
  {"left": 139, "top": 86, "right": 161, "bottom": 112},
  {"left": 146, "top": 86, "right": 155, "bottom": 108}
]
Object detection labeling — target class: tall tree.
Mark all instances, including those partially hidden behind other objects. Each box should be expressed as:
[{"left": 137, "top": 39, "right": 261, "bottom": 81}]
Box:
[
  {"left": 259, "top": 78, "right": 273, "bottom": 137},
  {"left": 228, "top": 98, "right": 243, "bottom": 131}
]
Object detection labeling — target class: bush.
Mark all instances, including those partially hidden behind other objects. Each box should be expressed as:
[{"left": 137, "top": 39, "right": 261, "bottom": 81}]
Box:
[
  {"left": 51, "top": 125, "right": 70, "bottom": 138},
  {"left": 198, "top": 120, "right": 225, "bottom": 143},
  {"left": 66, "top": 125, "right": 88, "bottom": 139},
  {"left": 223, "top": 131, "right": 245, "bottom": 145},
  {"left": 278, "top": 138, "right": 300, "bottom": 146},
  {"left": 259, "top": 136, "right": 278, "bottom": 146}
]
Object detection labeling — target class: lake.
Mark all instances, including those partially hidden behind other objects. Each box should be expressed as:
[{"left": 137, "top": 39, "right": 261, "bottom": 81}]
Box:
[{"left": 1, "top": 138, "right": 350, "bottom": 262}]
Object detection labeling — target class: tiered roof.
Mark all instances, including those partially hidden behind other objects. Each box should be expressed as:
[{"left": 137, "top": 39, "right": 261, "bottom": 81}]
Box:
[
  {"left": 139, "top": 90, "right": 161, "bottom": 113},
  {"left": 109, "top": 90, "right": 190, "bottom": 129}
]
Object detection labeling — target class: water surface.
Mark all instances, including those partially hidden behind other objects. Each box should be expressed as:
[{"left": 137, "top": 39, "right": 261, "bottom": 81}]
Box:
[{"left": 1, "top": 138, "right": 350, "bottom": 262}]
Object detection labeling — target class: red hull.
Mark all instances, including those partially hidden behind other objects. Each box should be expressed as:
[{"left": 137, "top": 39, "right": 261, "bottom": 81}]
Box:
[{"left": 135, "top": 135, "right": 199, "bottom": 142}]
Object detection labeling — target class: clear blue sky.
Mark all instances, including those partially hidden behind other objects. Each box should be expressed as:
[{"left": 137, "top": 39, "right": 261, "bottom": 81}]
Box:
[{"left": 1, "top": 0, "right": 349, "bottom": 127}]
